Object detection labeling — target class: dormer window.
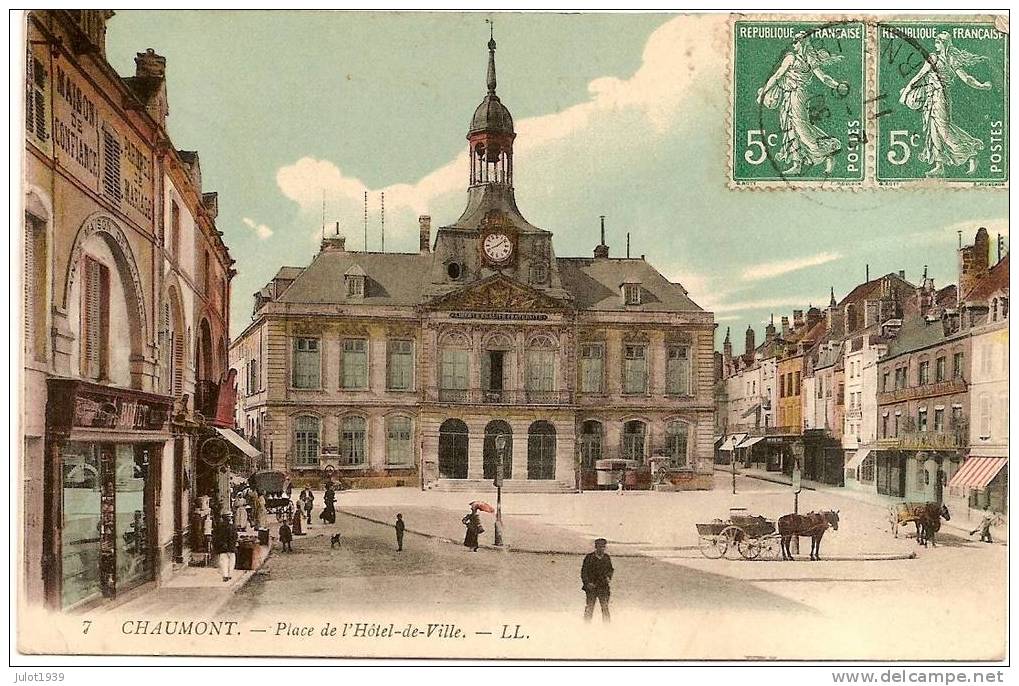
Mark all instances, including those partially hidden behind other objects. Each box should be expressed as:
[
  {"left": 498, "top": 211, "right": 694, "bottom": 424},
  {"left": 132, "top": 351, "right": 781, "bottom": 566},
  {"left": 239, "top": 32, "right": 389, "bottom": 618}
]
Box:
[
  {"left": 344, "top": 264, "right": 367, "bottom": 299},
  {"left": 623, "top": 282, "right": 642, "bottom": 306}
]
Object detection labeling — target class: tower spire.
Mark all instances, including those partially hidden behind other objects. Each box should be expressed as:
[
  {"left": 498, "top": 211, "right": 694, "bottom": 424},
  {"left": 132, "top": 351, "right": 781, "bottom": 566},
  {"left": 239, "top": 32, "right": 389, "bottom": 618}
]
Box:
[
  {"left": 829, "top": 286, "right": 836, "bottom": 308},
  {"left": 486, "top": 20, "right": 497, "bottom": 94}
]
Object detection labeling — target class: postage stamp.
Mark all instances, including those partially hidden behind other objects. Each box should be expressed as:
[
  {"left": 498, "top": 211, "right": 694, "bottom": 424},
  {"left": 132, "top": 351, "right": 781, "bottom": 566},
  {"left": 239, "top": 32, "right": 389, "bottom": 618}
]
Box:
[
  {"left": 875, "top": 21, "right": 1008, "bottom": 185},
  {"left": 731, "top": 20, "right": 867, "bottom": 186}
]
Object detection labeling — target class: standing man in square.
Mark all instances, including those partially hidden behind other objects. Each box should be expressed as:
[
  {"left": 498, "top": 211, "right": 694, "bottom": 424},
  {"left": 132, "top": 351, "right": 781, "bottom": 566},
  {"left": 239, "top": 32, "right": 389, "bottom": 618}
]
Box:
[{"left": 581, "top": 538, "right": 613, "bottom": 622}]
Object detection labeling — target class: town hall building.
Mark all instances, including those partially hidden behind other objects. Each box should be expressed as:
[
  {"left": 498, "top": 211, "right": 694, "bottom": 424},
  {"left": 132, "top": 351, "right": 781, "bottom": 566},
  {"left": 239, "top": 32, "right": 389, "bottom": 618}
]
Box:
[{"left": 230, "top": 35, "right": 716, "bottom": 492}]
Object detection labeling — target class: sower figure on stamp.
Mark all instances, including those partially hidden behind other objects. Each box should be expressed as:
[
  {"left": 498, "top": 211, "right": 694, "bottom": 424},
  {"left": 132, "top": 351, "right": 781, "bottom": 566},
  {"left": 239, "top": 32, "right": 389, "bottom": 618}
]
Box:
[
  {"left": 581, "top": 538, "right": 613, "bottom": 623},
  {"left": 899, "top": 32, "right": 991, "bottom": 177},
  {"left": 757, "top": 31, "right": 844, "bottom": 176}
]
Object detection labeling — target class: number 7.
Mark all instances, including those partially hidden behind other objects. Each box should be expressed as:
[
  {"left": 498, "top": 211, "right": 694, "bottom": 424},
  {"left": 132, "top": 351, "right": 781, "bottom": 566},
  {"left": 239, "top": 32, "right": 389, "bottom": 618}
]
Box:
[{"left": 82, "top": 620, "right": 92, "bottom": 635}]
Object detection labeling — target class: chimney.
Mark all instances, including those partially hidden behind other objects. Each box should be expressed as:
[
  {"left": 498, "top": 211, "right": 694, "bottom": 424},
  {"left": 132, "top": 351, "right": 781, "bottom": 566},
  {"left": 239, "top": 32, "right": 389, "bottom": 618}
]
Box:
[
  {"left": 594, "top": 216, "right": 609, "bottom": 259},
  {"left": 959, "top": 227, "right": 991, "bottom": 299},
  {"left": 806, "top": 307, "right": 822, "bottom": 330},
  {"left": 722, "top": 327, "right": 732, "bottom": 362},
  {"left": 793, "top": 310, "right": 804, "bottom": 329},
  {"left": 745, "top": 326, "right": 756, "bottom": 359},
  {"left": 765, "top": 314, "right": 776, "bottom": 342},
  {"left": 418, "top": 215, "right": 431, "bottom": 253},
  {"left": 320, "top": 222, "right": 346, "bottom": 252},
  {"left": 135, "top": 48, "right": 166, "bottom": 78},
  {"left": 781, "top": 316, "right": 790, "bottom": 337},
  {"left": 898, "top": 270, "right": 905, "bottom": 280}
]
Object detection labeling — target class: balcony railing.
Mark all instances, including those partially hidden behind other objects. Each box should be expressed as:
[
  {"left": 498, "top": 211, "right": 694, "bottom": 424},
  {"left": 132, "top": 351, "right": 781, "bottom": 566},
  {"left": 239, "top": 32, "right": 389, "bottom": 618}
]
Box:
[
  {"left": 878, "top": 431, "right": 965, "bottom": 450},
  {"left": 877, "top": 378, "right": 966, "bottom": 405},
  {"left": 427, "top": 387, "right": 573, "bottom": 405}
]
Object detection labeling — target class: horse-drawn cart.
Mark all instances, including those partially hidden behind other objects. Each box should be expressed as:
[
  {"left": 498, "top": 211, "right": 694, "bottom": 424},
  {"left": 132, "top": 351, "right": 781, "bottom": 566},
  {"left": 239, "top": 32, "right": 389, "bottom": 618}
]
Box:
[
  {"left": 248, "top": 470, "right": 294, "bottom": 522},
  {"left": 695, "top": 509, "right": 781, "bottom": 560}
]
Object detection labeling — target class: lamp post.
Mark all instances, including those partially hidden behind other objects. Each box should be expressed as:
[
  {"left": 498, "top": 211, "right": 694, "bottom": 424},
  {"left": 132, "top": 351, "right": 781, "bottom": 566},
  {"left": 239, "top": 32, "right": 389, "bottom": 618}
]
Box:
[
  {"left": 494, "top": 433, "right": 506, "bottom": 547},
  {"left": 791, "top": 442, "right": 804, "bottom": 556}
]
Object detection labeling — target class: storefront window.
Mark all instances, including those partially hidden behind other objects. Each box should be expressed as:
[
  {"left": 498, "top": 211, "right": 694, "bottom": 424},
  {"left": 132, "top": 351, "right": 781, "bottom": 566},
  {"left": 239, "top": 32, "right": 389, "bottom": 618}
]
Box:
[
  {"left": 115, "top": 444, "right": 150, "bottom": 593},
  {"left": 61, "top": 442, "right": 102, "bottom": 608}
]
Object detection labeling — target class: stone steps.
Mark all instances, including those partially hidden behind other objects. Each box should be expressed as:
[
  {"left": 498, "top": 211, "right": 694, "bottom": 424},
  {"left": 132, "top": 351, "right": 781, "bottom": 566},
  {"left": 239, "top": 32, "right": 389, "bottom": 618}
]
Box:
[{"left": 428, "top": 479, "right": 575, "bottom": 494}]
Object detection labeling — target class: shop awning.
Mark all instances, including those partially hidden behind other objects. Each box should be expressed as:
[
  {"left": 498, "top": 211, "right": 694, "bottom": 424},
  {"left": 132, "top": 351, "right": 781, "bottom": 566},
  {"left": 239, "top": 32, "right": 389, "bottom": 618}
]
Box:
[
  {"left": 214, "top": 427, "right": 262, "bottom": 460},
  {"left": 741, "top": 403, "right": 761, "bottom": 419},
  {"left": 720, "top": 433, "right": 748, "bottom": 451},
  {"left": 947, "top": 457, "right": 1007, "bottom": 492},
  {"left": 845, "top": 449, "right": 872, "bottom": 471},
  {"left": 736, "top": 436, "right": 764, "bottom": 450}
]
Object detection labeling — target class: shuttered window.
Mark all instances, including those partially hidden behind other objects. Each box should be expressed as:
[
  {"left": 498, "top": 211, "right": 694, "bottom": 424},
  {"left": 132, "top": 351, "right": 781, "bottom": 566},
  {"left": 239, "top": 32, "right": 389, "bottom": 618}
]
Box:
[
  {"left": 440, "top": 349, "right": 469, "bottom": 390},
  {"left": 79, "top": 256, "right": 109, "bottom": 380},
  {"left": 386, "top": 416, "right": 413, "bottom": 465},
  {"left": 387, "top": 340, "right": 413, "bottom": 390},
  {"left": 291, "top": 338, "right": 320, "bottom": 389},
  {"left": 526, "top": 349, "right": 555, "bottom": 392},
  {"left": 170, "top": 200, "right": 181, "bottom": 258},
  {"left": 24, "top": 213, "right": 46, "bottom": 361},
  {"left": 579, "top": 344, "right": 603, "bottom": 394},
  {"left": 623, "top": 344, "right": 647, "bottom": 394},
  {"left": 341, "top": 339, "right": 368, "bottom": 389},
  {"left": 26, "top": 52, "right": 48, "bottom": 144},
  {"left": 294, "top": 416, "right": 320, "bottom": 466},
  {"left": 101, "top": 129, "right": 122, "bottom": 202}
]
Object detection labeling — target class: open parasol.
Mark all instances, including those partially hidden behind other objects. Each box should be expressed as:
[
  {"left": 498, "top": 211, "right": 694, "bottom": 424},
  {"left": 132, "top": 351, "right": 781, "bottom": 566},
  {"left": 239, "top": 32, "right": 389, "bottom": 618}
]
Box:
[{"left": 470, "top": 501, "right": 495, "bottom": 514}]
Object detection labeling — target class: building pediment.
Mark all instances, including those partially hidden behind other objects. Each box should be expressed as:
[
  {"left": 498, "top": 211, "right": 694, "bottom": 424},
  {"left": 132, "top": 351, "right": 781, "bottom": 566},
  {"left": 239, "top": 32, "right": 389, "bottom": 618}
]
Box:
[{"left": 422, "top": 274, "right": 571, "bottom": 313}]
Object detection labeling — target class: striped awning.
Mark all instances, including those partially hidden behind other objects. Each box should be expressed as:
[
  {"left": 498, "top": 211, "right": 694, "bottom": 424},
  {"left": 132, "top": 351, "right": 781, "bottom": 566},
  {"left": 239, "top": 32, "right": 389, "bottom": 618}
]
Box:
[
  {"left": 947, "top": 457, "right": 1007, "bottom": 492},
  {"left": 719, "top": 433, "right": 749, "bottom": 451}
]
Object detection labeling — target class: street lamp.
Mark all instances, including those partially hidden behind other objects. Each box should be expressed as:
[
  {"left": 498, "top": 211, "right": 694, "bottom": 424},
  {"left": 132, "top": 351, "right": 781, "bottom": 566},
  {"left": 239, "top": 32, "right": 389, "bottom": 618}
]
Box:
[{"left": 494, "top": 433, "right": 507, "bottom": 547}]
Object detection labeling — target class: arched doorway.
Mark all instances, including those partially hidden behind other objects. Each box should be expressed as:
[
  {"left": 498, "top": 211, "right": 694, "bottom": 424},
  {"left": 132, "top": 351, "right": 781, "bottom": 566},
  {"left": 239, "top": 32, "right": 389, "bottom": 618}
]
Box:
[
  {"left": 483, "top": 420, "right": 513, "bottom": 480},
  {"left": 527, "top": 421, "right": 556, "bottom": 480},
  {"left": 580, "top": 420, "right": 603, "bottom": 469},
  {"left": 438, "top": 418, "right": 469, "bottom": 479}
]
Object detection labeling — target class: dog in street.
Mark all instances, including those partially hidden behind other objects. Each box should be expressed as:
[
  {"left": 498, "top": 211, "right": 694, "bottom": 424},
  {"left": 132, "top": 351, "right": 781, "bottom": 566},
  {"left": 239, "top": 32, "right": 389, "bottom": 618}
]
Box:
[{"left": 330, "top": 533, "right": 342, "bottom": 548}]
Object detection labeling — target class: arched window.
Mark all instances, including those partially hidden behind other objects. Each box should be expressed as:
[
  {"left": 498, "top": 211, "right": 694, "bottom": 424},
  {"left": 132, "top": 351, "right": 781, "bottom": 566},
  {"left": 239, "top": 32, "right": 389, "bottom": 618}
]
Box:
[
  {"left": 666, "top": 421, "right": 690, "bottom": 468},
  {"left": 482, "top": 333, "right": 513, "bottom": 400},
  {"left": 483, "top": 420, "right": 513, "bottom": 480},
  {"left": 340, "top": 415, "right": 367, "bottom": 466},
  {"left": 386, "top": 415, "right": 413, "bottom": 466},
  {"left": 438, "top": 418, "right": 469, "bottom": 479},
  {"left": 527, "top": 421, "right": 556, "bottom": 480},
  {"left": 293, "top": 416, "right": 320, "bottom": 467},
  {"left": 580, "top": 420, "right": 603, "bottom": 468},
  {"left": 622, "top": 420, "right": 647, "bottom": 463}
]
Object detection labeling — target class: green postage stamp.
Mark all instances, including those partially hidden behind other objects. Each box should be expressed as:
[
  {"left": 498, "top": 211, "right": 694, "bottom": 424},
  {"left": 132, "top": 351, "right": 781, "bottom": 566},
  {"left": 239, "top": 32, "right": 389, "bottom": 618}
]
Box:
[
  {"left": 731, "top": 20, "right": 867, "bottom": 186},
  {"left": 729, "top": 16, "right": 1008, "bottom": 188},
  {"left": 876, "top": 22, "right": 1008, "bottom": 185}
]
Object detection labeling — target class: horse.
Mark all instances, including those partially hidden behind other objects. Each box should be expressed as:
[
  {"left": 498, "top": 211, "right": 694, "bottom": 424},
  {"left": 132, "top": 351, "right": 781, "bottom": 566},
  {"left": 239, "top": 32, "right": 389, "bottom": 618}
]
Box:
[
  {"left": 777, "top": 510, "right": 840, "bottom": 561},
  {"left": 916, "top": 503, "right": 950, "bottom": 547},
  {"left": 892, "top": 502, "right": 950, "bottom": 547}
]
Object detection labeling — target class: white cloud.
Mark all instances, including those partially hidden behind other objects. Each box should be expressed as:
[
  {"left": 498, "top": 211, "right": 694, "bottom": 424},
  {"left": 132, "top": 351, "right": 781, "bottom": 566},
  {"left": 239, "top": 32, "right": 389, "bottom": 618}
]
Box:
[
  {"left": 242, "top": 217, "right": 273, "bottom": 240},
  {"left": 741, "top": 251, "right": 843, "bottom": 281},
  {"left": 274, "top": 15, "right": 725, "bottom": 242}
]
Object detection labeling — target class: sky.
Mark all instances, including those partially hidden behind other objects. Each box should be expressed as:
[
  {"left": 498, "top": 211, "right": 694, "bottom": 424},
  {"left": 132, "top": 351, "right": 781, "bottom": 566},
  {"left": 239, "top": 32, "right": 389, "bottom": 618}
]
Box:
[{"left": 105, "top": 11, "right": 1008, "bottom": 351}]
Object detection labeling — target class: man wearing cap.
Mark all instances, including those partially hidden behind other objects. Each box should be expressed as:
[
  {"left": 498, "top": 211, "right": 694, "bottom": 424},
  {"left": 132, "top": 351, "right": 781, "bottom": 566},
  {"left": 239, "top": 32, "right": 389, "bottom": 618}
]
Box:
[{"left": 581, "top": 538, "right": 613, "bottom": 622}]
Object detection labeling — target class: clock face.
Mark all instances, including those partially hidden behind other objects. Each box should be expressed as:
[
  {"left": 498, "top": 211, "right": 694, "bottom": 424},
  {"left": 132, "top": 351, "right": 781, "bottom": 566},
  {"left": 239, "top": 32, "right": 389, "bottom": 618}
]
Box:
[{"left": 483, "top": 233, "right": 513, "bottom": 263}]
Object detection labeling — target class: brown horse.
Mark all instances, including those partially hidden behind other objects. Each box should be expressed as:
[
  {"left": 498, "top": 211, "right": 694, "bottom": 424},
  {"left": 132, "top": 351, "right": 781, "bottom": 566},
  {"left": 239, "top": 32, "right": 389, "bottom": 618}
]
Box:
[
  {"left": 778, "top": 510, "right": 840, "bottom": 561},
  {"left": 893, "top": 502, "right": 951, "bottom": 546}
]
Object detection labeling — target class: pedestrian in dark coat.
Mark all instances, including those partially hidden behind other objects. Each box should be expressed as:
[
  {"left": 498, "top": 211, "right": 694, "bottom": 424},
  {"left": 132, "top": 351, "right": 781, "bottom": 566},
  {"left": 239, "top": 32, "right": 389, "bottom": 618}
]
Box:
[
  {"left": 212, "top": 513, "right": 238, "bottom": 582},
  {"left": 395, "top": 513, "right": 405, "bottom": 551},
  {"left": 292, "top": 503, "right": 305, "bottom": 536},
  {"left": 279, "top": 520, "right": 293, "bottom": 552},
  {"left": 301, "top": 488, "right": 314, "bottom": 525},
  {"left": 462, "top": 506, "right": 481, "bottom": 552},
  {"left": 581, "top": 538, "right": 613, "bottom": 622},
  {"left": 320, "top": 486, "right": 336, "bottom": 524}
]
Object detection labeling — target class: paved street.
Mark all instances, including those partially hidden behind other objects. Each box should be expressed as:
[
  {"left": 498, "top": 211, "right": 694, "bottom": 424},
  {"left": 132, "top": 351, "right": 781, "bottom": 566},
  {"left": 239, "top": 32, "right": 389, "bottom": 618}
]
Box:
[{"left": 211, "top": 474, "right": 1006, "bottom": 660}]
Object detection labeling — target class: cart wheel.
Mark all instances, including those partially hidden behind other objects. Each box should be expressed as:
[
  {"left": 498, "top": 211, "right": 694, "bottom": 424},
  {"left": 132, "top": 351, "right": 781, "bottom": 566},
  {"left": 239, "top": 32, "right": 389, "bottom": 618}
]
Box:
[
  {"left": 758, "top": 535, "right": 781, "bottom": 560},
  {"left": 738, "top": 539, "right": 762, "bottom": 560},
  {"left": 720, "top": 526, "right": 745, "bottom": 560},
  {"left": 698, "top": 535, "right": 726, "bottom": 559}
]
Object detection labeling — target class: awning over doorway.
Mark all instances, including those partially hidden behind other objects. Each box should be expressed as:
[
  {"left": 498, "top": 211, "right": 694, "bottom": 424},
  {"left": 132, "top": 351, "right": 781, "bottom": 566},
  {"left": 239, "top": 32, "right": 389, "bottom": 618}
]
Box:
[
  {"left": 845, "top": 449, "right": 872, "bottom": 471},
  {"left": 736, "top": 436, "right": 764, "bottom": 450},
  {"left": 947, "top": 457, "right": 1007, "bottom": 492},
  {"left": 720, "top": 433, "right": 748, "bottom": 451},
  {"left": 213, "top": 427, "right": 263, "bottom": 460}
]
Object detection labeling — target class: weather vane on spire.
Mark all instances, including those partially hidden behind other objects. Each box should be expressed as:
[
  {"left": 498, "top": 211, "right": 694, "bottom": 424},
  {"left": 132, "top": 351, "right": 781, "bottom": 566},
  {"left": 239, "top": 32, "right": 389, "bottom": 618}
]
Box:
[{"left": 485, "top": 18, "right": 497, "bottom": 93}]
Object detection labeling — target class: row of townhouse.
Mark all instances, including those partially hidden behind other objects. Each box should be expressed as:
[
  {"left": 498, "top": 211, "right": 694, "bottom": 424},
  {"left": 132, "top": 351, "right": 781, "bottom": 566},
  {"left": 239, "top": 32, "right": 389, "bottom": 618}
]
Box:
[
  {"left": 715, "top": 228, "right": 1008, "bottom": 522},
  {"left": 22, "top": 10, "right": 253, "bottom": 613}
]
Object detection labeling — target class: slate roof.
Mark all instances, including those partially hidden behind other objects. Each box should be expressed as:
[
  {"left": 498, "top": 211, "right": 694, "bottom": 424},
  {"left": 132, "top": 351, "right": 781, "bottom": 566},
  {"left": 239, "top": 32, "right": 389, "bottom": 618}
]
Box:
[
  {"left": 445, "top": 185, "right": 546, "bottom": 234},
  {"left": 964, "top": 255, "right": 1009, "bottom": 303},
  {"left": 265, "top": 251, "right": 705, "bottom": 313},
  {"left": 882, "top": 316, "right": 964, "bottom": 361},
  {"left": 276, "top": 252, "right": 432, "bottom": 306},
  {"left": 556, "top": 257, "right": 703, "bottom": 312}
]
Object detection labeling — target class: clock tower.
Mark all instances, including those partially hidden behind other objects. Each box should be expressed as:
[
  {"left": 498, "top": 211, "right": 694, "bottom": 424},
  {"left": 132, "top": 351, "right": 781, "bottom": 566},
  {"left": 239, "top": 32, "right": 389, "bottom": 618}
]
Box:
[{"left": 427, "top": 31, "right": 568, "bottom": 302}]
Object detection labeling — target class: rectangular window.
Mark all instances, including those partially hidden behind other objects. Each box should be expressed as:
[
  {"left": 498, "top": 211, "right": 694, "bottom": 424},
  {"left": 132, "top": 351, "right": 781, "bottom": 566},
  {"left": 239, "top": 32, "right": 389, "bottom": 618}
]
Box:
[
  {"left": 347, "top": 276, "right": 364, "bottom": 298},
  {"left": 980, "top": 344, "right": 993, "bottom": 375},
  {"left": 935, "top": 357, "right": 946, "bottom": 382},
  {"left": 918, "top": 361, "right": 930, "bottom": 385},
  {"left": 882, "top": 372, "right": 890, "bottom": 391},
  {"left": 387, "top": 340, "right": 413, "bottom": 390},
  {"left": 526, "top": 349, "right": 555, "bottom": 392},
  {"left": 101, "top": 128, "right": 122, "bottom": 202},
  {"left": 26, "top": 52, "right": 50, "bottom": 144},
  {"left": 170, "top": 200, "right": 181, "bottom": 258},
  {"left": 624, "top": 284, "right": 641, "bottom": 305},
  {"left": 881, "top": 415, "right": 889, "bottom": 438},
  {"left": 893, "top": 414, "right": 900, "bottom": 438},
  {"left": 979, "top": 395, "right": 992, "bottom": 438},
  {"left": 666, "top": 346, "right": 691, "bottom": 396},
  {"left": 440, "top": 349, "right": 469, "bottom": 390},
  {"left": 918, "top": 408, "right": 928, "bottom": 432},
  {"left": 386, "top": 416, "right": 413, "bottom": 466},
  {"left": 623, "top": 344, "right": 648, "bottom": 395},
  {"left": 294, "top": 416, "right": 320, "bottom": 466},
  {"left": 579, "top": 344, "right": 604, "bottom": 394},
  {"left": 793, "top": 371, "right": 801, "bottom": 396},
  {"left": 79, "top": 256, "right": 110, "bottom": 380},
  {"left": 341, "top": 338, "right": 369, "bottom": 389},
  {"left": 203, "top": 252, "right": 211, "bottom": 296},
  {"left": 291, "top": 338, "right": 320, "bottom": 389},
  {"left": 934, "top": 408, "right": 945, "bottom": 433},
  {"left": 953, "top": 352, "right": 965, "bottom": 379},
  {"left": 340, "top": 416, "right": 367, "bottom": 466}
]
